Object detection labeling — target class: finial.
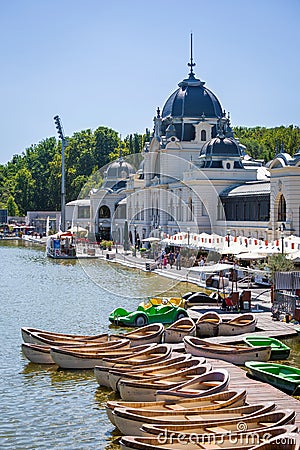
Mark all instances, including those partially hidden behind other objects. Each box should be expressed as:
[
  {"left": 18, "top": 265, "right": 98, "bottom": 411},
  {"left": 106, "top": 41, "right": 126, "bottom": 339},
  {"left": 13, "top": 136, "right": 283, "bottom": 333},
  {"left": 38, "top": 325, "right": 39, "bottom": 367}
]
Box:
[
  {"left": 156, "top": 107, "right": 161, "bottom": 118},
  {"left": 188, "top": 32, "right": 196, "bottom": 78},
  {"left": 119, "top": 134, "right": 123, "bottom": 160}
]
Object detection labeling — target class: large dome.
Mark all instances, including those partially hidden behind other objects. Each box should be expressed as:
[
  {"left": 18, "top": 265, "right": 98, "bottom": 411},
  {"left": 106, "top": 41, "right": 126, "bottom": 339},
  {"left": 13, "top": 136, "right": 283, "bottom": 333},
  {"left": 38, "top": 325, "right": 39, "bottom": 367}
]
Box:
[{"left": 162, "top": 73, "right": 222, "bottom": 120}]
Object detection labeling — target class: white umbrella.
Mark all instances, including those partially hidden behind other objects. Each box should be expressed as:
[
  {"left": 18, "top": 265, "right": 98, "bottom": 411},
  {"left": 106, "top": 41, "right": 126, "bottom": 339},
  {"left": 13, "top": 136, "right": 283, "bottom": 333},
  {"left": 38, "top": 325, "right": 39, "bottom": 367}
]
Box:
[
  {"left": 142, "top": 237, "right": 161, "bottom": 242},
  {"left": 188, "top": 263, "right": 233, "bottom": 273},
  {"left": 237, "top": 252, "right": 265, "bottom": 260}
]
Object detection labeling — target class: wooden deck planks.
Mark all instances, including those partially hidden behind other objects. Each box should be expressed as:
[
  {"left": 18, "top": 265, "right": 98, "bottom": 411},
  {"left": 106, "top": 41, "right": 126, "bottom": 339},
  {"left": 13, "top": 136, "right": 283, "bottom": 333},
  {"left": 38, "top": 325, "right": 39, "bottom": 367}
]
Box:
[{"left": 210, "top": 359, "right": 300, "bottom": 427}]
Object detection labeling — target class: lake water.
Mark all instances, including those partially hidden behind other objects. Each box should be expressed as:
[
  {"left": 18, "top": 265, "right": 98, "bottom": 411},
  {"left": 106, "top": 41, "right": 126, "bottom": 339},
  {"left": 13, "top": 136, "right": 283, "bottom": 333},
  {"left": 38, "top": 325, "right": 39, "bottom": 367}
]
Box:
[
  {"left": 1, "top": 241, "right": 300, "bottom": 449},
  {"left": 0, "top": 241, "right": 196, "bottom": 449}
]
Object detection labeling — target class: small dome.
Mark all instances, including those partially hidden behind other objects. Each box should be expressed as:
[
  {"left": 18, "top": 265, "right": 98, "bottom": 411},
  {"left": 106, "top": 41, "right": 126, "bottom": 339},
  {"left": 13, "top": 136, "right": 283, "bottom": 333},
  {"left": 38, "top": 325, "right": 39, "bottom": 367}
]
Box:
[
  {"left": 200, "top": 136, "right": 242, "bottom": 158},
  {"left": 105, "top": 160, "right": 135, "bottom": 179}
]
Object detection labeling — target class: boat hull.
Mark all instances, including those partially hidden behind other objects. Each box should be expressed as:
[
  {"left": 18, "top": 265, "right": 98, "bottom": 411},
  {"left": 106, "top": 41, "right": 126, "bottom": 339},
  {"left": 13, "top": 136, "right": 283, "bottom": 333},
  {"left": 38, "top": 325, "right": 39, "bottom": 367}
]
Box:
[
  {"left": 184, "top": 336, "right": 271, "bottom": 365},
  {"left": 243, "top": 336, "right": 290, "bottom": 360},
  {"left": 105, "top": 389, "right": 247, "bottom": 426},
  {"left": 246, "top": 361, "right": 300, "bottom": 395},
  {"left": 113, "top": 403, "right": 275, "bottom": 436},
  {"left": 22, "top": 343, "right": 54, "bottom": 364},
  {"left": 118, "top": 365, "right": 210, "bottom": 402}
]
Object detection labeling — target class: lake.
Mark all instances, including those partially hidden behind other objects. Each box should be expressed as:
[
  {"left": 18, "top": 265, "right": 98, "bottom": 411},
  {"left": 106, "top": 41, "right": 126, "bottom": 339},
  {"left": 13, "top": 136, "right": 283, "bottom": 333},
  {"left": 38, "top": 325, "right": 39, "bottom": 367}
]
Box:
[
  {"left": 0, "top": 241, "right": 187, "bottom": 449},
  {"left": 1, "top": 241, "right": 300, "bottom": 449}
]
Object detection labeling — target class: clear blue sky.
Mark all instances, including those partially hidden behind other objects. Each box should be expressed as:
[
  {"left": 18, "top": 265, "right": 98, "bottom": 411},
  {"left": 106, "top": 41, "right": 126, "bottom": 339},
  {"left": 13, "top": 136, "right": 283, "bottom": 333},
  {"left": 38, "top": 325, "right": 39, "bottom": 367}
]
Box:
[{"left": 1, "top": 0, "right": 299, "bottom": 164}]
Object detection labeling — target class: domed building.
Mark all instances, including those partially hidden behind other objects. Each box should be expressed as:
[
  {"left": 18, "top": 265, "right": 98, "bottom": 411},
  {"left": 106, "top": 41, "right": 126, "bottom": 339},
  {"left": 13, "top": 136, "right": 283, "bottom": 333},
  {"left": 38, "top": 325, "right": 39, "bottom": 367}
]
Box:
[{"left": 66, "top": 43, "right": 300, "bottom": 244}]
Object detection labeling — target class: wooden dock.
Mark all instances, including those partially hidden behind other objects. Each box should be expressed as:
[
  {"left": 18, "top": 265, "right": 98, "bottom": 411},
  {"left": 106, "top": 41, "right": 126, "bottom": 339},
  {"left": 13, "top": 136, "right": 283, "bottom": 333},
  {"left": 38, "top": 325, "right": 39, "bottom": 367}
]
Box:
[{"left": 210, "top": 359, "right": 300, "bottom": 428}]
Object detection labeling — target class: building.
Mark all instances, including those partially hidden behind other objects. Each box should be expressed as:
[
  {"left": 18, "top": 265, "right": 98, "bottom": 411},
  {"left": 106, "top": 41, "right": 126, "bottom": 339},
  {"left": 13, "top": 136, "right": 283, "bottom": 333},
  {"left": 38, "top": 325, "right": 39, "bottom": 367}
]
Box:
[{"left": 66, "top": 51, "right": 300, "bottom": 247}]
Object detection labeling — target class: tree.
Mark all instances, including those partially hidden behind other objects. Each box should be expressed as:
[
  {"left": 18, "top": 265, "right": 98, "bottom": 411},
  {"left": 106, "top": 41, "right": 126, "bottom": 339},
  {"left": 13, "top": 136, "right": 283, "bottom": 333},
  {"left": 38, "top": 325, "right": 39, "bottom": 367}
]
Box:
[{"left": 6, "top": 195, "right": 19, "bottom": 216}]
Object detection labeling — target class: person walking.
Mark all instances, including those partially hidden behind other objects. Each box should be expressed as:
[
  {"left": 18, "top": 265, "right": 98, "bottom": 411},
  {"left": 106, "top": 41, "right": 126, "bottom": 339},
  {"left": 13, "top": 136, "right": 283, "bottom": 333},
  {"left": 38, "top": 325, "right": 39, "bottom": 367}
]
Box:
[
  {"left": 169, "top": 251, "right": 174, "bottom": 269},
  {"left": 163, "top": 254, "right": 168, "bottom": 269},
  {"left": 175, "top": 251, "right": 181, "bottom": 270}
]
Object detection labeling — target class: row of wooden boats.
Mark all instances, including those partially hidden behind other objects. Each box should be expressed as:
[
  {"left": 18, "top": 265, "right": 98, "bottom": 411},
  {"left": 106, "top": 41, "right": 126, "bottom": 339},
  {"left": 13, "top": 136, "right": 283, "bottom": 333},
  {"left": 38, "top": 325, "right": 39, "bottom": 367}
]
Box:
[
  {"left": 196, "top": 312, "right": 257, "bottom": 337},
  {"left": 97, "top": 347, "right": 298, "bottom": 449}
]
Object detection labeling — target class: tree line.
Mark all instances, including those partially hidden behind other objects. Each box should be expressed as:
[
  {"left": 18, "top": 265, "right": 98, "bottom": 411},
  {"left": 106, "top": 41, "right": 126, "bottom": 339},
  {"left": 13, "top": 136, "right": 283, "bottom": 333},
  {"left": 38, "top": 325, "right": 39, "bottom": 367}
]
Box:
[{"left": 0, "top": 124, "right": 299, "bottom": 216}]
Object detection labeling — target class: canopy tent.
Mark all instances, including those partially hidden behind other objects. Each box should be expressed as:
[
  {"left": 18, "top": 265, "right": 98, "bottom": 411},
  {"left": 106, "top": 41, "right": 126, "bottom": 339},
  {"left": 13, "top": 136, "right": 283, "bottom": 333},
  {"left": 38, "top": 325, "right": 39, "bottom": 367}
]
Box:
[
  {"left": 142, "top": 237, "right": 161, "bottom": 242},
  {"left": 188, "top": 263, "right": 233, "bottom": 273},
  {"left": 68, "top": 226, "right": 88, "bottom": 233},
  {"left": 237, "top": 252, "right": 265, "bottom": 260}
]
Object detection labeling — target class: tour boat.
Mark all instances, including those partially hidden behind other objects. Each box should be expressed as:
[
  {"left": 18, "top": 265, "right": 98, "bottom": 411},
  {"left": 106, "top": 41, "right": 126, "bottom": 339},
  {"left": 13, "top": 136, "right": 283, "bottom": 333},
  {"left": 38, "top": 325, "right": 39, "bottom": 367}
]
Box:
[
  {"left": 118, "top": 363, "right": 211, "bottom": 402},
  {"left": 245, "top": 361, "right": 300, "bottom": 395},
  {"left": 163, "top": 317, "right": 196, "bottom": 343},
  {"left": 218, "top": 313, "right": 257, "bottom": 336},
  {"left": 105, "top": 389, "right": 247, "bottom": 426},
  {"left": 155, "top": 369, "right": 229, "bottom": 402},
  {"left": 243, "top": 336, "right": 290, "bottom": 360},
  {"left": 113, "top": 402, "right": 275, "bottom": 436},
  {"left": 119, "top": 426, "right": 298, "bottom": 450},
  {"left": 184, "top": 336, "right": 271, "bottom": 365},
  {"left": 196, "top": 312, "right": 221, "bottom": 337},
  {"left": 139, "top": 409, "right": 296, "bottom": 438},
  {"left": 46, "top": 231, "right": 77, "bottom": 259}
]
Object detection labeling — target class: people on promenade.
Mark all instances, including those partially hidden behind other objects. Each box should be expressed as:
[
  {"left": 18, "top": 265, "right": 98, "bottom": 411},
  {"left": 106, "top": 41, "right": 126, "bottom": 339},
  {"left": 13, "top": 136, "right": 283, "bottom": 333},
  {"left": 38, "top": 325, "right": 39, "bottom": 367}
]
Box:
[
  {"left": 169, "top": 251, "right": 174, "bottom": 268},
  {"left": 175, "top": 251, "right": 181, "bottom": 270}
]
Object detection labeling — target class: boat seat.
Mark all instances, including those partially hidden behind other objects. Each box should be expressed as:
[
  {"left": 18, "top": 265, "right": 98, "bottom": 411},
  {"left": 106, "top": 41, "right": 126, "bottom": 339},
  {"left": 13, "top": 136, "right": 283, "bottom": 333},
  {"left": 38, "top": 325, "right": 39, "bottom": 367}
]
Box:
[
  {"left": 206, "top": 426, "right": 230, "bottom": 434},
  {"left": 164, "top": 404, "right": 186, "bottom": 410}
]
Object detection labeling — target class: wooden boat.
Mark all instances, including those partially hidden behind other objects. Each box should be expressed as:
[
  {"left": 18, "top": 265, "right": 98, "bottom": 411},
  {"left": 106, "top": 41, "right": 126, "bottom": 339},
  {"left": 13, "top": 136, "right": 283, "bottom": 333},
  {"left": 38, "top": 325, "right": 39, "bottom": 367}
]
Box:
[
  {"left": 112, "top": 324, "right": 165, "bottom": 347},
  {"left": 119, "top": 427, "right": 299, "bottom": 450},
  {"left": 94, "top": 344, "right": 173, "bottom": 386},
  {"left": 196, "top": 312, "right": 221, "bottom": 338},
  {"left": 96, "top": 354, "right": 189, "bottom": 389},
  {"left": 243, "top": 336, "right": 290, "bottom": 360},
  {"left": 105, "top": 389, "right": 247, "bottom": 426},
  {"left": 108, "top": 355, "right": 200, "bottom": 392},
  {"left": 113, "top": 402, "right": 275, "bottom": 436},
  {"left": 218, "top": 313, "right": 257, "bottom": 336},
  {"left": 100, "top": 344, "right": 173, "bottom": 368},
  {"left": 21, "top": 327, "right": 109, "bottom": 344},
  {"left": 22, "top": 342, "right": 156, "bottom": 365},
  {"left": 184, "top": 336, "right": 271, "bottom": 365},
  {"left": 155, "top": 369, "right": 229, "bottom": 402},
  {"left": 245, "top": 361, "right": 300, "bottom": 395},
  {"left": 247, "top": 432, "right": 300, "bottom": 450},
  {"left": 22, "top": 343, "right": 55, "bottom": 364},
  {"left": 164, "top": 317, "right": 196, "bottom": 343},
  {"left": 118, "top": 364, "right": 211, "bottom": 401},
  {"left": 140, "top": 409, "right": 296, "bottom": 438},
  {"left": 50, "top": 338, "right": 130, "bottom": 369}
]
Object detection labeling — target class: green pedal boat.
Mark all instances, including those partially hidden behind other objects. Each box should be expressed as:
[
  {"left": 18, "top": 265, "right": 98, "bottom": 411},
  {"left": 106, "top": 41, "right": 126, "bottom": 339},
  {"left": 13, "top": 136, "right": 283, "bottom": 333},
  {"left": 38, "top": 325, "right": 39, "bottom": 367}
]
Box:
[
  {"left": 243, "top": 335, "right": 290, "bottom": 360},
  {"left": 245, "top": 361, "right": 300, "bottom": 395}
]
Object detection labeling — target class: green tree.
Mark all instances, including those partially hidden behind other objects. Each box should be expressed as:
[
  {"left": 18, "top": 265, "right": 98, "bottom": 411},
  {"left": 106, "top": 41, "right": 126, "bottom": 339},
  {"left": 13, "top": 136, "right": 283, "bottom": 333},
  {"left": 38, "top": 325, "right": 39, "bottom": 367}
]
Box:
[{"left": 6, "top": 195, "right": 19, "bottom": 216}]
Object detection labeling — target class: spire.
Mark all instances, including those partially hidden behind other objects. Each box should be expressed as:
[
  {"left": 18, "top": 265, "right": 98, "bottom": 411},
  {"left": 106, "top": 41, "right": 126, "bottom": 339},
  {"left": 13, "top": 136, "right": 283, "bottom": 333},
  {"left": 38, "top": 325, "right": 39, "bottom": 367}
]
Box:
[
  {"left": 188, "top": 33, "right": 196, "bottom": 79},
  {"left": 179, "top": 34, "right": 204, "bottom": 87}
]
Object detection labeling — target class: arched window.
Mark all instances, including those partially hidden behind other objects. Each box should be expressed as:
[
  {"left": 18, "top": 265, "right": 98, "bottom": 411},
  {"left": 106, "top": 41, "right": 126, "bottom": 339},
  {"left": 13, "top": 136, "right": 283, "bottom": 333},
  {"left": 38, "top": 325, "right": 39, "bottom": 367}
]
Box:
[
  {"left": 201, "top": 130, "right": 206, "bottom": 141},
  {"left": 99, "top": 205, "right": 110, "bottom": 219},
  {"left": 278, "top": 194, "right": 286, "bottom": 222}
]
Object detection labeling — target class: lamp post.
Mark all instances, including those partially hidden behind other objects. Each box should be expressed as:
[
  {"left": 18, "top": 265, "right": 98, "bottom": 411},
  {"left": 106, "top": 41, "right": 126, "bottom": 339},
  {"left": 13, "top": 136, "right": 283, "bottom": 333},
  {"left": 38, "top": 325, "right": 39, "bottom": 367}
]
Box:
[
  {"left": 226, "top": 229, "right": 231, "bottom": 248},
  {"left": 133, "top": 224, "right": 137, "bottom": 257},
  {"left": 280, "top": 223, "right": 285, "bottom": 255},
  {"left": 54, "top": 115, "right": 66, "bottom": 232},
  {"left": 187, "top": 227, "right": 190, "bottom": 247}
]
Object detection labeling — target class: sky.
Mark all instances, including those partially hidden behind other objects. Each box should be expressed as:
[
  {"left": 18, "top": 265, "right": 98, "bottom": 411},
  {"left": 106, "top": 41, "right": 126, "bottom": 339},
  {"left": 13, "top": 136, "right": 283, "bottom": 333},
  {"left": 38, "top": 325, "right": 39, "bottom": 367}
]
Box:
[{"left": 1, "top": 0, "right": 299, "bottom": 165}]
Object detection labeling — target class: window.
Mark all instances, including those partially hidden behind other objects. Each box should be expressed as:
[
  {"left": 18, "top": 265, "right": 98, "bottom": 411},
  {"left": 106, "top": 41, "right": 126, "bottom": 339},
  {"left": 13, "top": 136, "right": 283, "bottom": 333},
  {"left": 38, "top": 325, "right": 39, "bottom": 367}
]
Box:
[
  {"left": 201, "top": 130, "right": 206, "bottom": 141},
  {"left": 78, "top": 206, "right": 90, "bottom": 219},
  {"left": 99, "top": 205, "right": 110, "bottom": 218},
  {"left": 278, "top": 194, "right": 286, "bottom": 222}
]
